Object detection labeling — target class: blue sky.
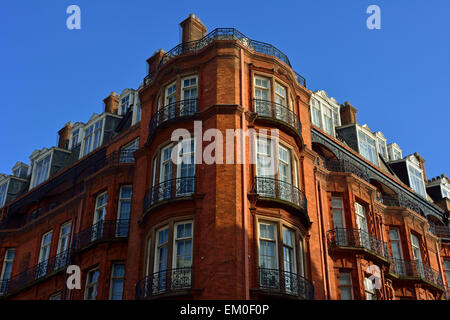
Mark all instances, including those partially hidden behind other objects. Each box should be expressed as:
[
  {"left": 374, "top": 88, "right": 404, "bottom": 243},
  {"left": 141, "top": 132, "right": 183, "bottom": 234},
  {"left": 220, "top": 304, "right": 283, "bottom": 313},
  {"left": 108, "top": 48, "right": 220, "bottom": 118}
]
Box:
[{"left": 0, "top": 0, "right": 448, "bottom": 179}]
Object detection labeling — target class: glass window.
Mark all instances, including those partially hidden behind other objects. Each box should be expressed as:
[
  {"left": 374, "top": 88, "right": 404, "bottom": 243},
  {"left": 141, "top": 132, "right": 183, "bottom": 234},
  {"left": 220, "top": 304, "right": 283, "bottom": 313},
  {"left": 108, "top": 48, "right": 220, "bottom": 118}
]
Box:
[
  {"left": 332, "top": 196, "right": 345, "bottom": 230},
  {"left": 32, "top": 154, "right": 51, "bottom": 188},
  {"left": 254, "top": 76, "right": 270, "bottom": 101},
  {"left": 174, "top": 222, "right": 193, "bottom": 269},
  {"left": 71, "top": 128, "right": 80, "bottom": 148},
  {"left": 85, "top": 269, "right": 100, "bottom": 300},
  {"left": 181, "top": 76, "right": 197, "bottom": 100},
  {"left": 338, "top": 271, "right": 353, "bottom": 300},
  {"left": 364, "top": 277, "right": 377, "bottom": 300},
  {"left": 55, "top": 222, "right": 71, "bottom": 270},
  {"left": 358, "top": 130, "right": 378, "bottom": 166},
  {"left": 120, "top": 95, "right": 130, "bottom": 115},
  {"left": 332, "top": 107, "right": 340, "bottom": 127},
  {"left": 0, "top": 182, "right": 8, "bottom": 208},
  {"left": 49, "top": 293, "right": 61, "bottom": 300},
  {"left": 389, "top": 228, "right": 403, "bottom": 260},
  {"left": 444, "top": 259, "right": 450, "bottom": 290},
  {"left": 120, "top": 138, "right": 139, "bottom": 163},
  {"left": 110, "top": 263, "right": 125, "bottom": 300},
  {"left": 256, "top": 138, "right": 273, "bottom": 178},
  {"left": 83, "top": 119, "right": 104, "bottom": 156},
  {"left": 408, "top": 164, "right": 426, "bottom": 197},
  {"left": 258, "top": 222, "right": 277, "bottom": 269},
  {"left": 311, "top": 98, "right": 322, "bottom": 128},
  {"left": 275, "top": 83, "right": 286, "bottom": 106},
  {"left": 393, "top": 149, "right": 402, "bottom": 160},
  {"left": 322, "top": 106, "right": 333, "bottom": 135},
  {"left": 92, "top": 193, "right": 107, "bottom": 241},
  {"left": 116, "top": 186, "right": 132, "bottom": 237},
  {"left": 0, "top": 248, "right": 15, "bottom": 282},
  {"left": 36, "top": 231, "right": 53, "bottom": 278},
  {"left": 377, "top": 138, "right": 387, "bottom": 159},
  {"left": 165, "top": 82, "right": 177, "bottom": 105},
  {"left": 176, "top": 139, "right": 195, "bottom": 195}
]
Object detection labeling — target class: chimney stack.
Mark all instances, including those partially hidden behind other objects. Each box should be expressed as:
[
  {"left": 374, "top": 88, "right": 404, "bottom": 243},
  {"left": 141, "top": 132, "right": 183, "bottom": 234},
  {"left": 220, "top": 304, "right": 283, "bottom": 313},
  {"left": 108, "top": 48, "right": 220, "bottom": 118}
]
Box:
[
  {"left": 57, "top": 122, "right": 73, "bottom": 149},
  {"left": 104, "top": 92, "right": 119, "bottom": 114},
  {"left": 146, "top": 49, "right": 166, "bottom": 75},
  {"left": 180, "top": 14, "right": 207, "bottom": 44},
  {"left": 340, "top": 102, "right": 358, "bottom": 125}
]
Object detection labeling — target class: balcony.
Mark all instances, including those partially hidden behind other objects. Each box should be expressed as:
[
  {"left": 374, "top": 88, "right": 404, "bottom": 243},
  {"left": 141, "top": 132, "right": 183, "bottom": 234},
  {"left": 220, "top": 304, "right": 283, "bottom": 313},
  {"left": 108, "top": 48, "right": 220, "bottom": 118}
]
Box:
[
  {"left": 253, "top": 99, "right": 302, "bottom": 138},
  {"left": 376, "top": 194, "right": 422, "bottom": 214},
  {"left": 390, "top": 258, "right": 444, "bottom": 289},
  {"left": 256, "top": 267, "right": 314, "bottom": 300},
  {"left": 71, "top": 219, "right": 129, "bottom": 252},
  {"left": 327, "top": 228, "right": 390, "bottom": 262},
  {"left": 428, "top": 223, "right": 450, "bottom": 239},
  {"left": 254, "top": 177, "right": 307, "bottom": 213},
  {"left": 143, "top": 177, "right": 196, "bottom": 215},
  {"left": 325, "top": 159, "right": 370, "bottom": 181},
  {"left": 0, "top": 249, "right": 70, "bottom": 297},
  {"left": 135, "top": 267, "right": 193, "bottom": 299},
  {"left": 148, "top": 99, "right": 198, "bottom": 139},
  {"left": 143, "top": 28, "right": 306, "bottom": 88}
]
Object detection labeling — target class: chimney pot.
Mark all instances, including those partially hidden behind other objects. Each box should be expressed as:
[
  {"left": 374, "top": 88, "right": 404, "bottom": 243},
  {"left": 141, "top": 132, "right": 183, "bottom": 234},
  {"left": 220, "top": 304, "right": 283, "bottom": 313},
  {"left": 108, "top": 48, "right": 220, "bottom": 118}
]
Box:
[
  {"left": 339, "top": 101, "right": 358, "bottom": 125},
  {"left": 179, "top": 14, "right": 207, "bottom": 44},
  {"left": 57, "top": 122, "right": 73, "bottom": 149},
  {"left": 104, "top": 92, "right": 119, "bottom": 114}
]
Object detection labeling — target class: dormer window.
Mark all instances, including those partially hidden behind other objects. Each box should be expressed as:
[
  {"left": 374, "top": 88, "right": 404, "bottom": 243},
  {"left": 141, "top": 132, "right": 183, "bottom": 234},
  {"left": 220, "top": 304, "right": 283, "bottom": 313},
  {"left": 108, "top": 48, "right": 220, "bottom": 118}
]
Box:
[
  {"left": 71, "top": 128, "right": 80, "bottom": 149},
  {"left": 31, "top": 154, "right": 51, "bottom": 188},
  {"left": 376, "top": 137, "right": 388, "bottom": 159},
  {"left": 407, "top": 162, "right": 426, "bottom": 198},
  {"left": 442, "top": 187, "right": 450, "bottom": 199},
  {"left": 82, "top": 119, "right": 104, "bottom": 157},
  {"left": 310, "top": 95, "right": 339, "bottom": 137},
  {"left": 0, "top": 181, "right": 8, "bottom": 207},
  {"left": 119, "top": 95, "right": 130, "bottom": 115},
  {"left": 387, "top": 143, "right": 402, "bottom": 161},
  {"left": 357, "top": 129, "right": 378, "bottom": 166}
]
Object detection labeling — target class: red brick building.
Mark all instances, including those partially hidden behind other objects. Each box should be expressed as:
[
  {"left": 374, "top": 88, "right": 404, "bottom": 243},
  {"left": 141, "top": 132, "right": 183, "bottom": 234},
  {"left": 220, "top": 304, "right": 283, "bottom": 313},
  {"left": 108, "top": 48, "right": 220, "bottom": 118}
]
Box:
[{"left": 0, "top": 15, "right": 448, "bottom": 300}]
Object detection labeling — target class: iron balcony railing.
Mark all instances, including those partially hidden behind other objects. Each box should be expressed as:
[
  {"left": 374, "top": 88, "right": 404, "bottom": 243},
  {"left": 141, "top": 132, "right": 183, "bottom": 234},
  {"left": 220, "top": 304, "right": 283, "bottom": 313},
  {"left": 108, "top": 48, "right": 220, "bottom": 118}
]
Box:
[
  {"left": 325, "top": 159, "right": 370, "bottom": 181},
  {"left": 148, "top": 99, "right": 198, "bottom": 138},
  {"left": 253, "top": 99, "right": 302, "bottom": 133},
  {"left": 254, "top": 177, "right": 307, "bottom": 211},
  {"left": 0, "top": 249, "right": 71, "bottom": 296},
  {"left": 143, "top": 177, "right": 196, "bottom": 214},
  {"left": 136, "top": 267, "right": 192, "bottom": 299},
  {"left": 143, "top": 28, "right": 306, "bottom": 88},
  {"left": 327, "top": 228, "right": 390, "bottom": 260},
  {"left": 390, "top": 258, "right": 444, "bottom": 289},
  {"left": 71, "top": 219, "right": 129, "bottom": 252},
  {"left": 428, "top": 223, "right": 450, "bottom": 239},
  {"left": 376, "top": 194, "right": 422, "bottom": 214},
  {"left": 257, "top": 267, "right": 314, "bottom": 300}
]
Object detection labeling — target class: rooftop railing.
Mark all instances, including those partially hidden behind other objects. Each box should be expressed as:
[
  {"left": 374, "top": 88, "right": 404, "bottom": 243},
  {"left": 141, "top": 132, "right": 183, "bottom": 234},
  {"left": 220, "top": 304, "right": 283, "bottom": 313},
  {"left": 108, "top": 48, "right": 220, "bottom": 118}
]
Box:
[
  {"left": 143, "top": 28, "right": 306, "bottom": 88},
  {"left": 428, "top": 223, "right": 450, "bottom": 239},
  {"left": 143, "top": 177, "right": 196, "bottom": 214},
  {"left": 136, "top": 267, "right": 192, "bottom": 299},
  {"left": 327, "top": 228, "right": 390, "bottom": 261},
  {"left": 254, "top": 177, "right": 307, "bottom": 212},
  {"left": 253, "top": 99, "right": 302, "bottom": 133},
  {"left": 325, "top": 159, "right": 370, "bottom": 181},
  {"left": 257, "top": 267, "right": 314, "bottom": 300}
]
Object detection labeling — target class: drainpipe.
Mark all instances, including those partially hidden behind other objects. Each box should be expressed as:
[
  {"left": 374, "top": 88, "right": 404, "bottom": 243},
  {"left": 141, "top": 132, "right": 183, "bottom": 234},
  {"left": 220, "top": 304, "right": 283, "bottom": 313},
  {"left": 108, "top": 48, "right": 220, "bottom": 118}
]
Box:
[
  {"left": 239, "top": 47, "right": 250, "bottom": 299},
  {"left": 314, "top": 175, "right": 331, "bottom": 299},
  {"left": 435, "top": 240, "right": 446, "bottom": 299}
]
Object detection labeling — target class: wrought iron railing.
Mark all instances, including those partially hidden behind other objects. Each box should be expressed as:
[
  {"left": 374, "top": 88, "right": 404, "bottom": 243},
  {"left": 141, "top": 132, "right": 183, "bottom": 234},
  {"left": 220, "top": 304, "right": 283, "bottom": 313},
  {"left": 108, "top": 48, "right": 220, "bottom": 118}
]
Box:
[
  {"left": 136, "top": 267, "right": 193, "bottom": 299},
  {"left": 257, "top": 267, "right": 314, "bottom": 299},
  {"left": 143, "top": 28, "right": 306, "bottom": 88},
  {"left": 254, "top": 177, "right": 306, "bottom": 211},
  {"left": 143, "top": 177, "right": 196, "bottom": 214},
  {"left": 0, "top": 249, "right": 71, "bottom": 296},
  {"left": 428, "top": 223, "right": 450, "bottom": 239},
  {"left": 327, "top": 228, "right": 390, "bottom": 260},
  {"left": 390, "top": 258, "right": 444, "bottom": 289},
  {"left": 148, "top": 99, "right": 198, "bottom": 138},
  {"left": 325, "top": 159, "right": 370, "bottom": 181},
  {"left": 253, "top": 99, "right": 302, "bottom": 133},
  {"left": 376, "top": 194, "right": 422, "bottom": 216},
  {"left": 71, "top": 219, "right": 129, "bottom": 252}
]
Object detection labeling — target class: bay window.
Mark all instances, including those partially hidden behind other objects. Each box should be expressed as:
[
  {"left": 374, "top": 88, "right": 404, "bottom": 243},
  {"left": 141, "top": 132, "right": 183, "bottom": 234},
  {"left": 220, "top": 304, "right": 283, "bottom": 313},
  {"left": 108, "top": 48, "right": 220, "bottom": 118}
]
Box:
[
  {"left": 120, "top": 138, "right": 139, "bottom": 163},
  {"left": 376, "top": 137, "right": 388, "bottom": 159},
  {"left": 92, "top": 192, "right": 107, "bottom": 241},
  {"left": 110, "top": 263, "right": 125, "bottom": 300},
  {"left": 0, "top": 249, "right": 15, "bottom": 295},
  {"left": 181, "top": 76, "right": 197, "bottom": 115},
  {"left": 36, "top": 231, "right": 53, "bottom": 278},
  {"left": 55, "top": 222, "right": 71, "bottom": 269},
  {"left": 116, "top": 186, "right": 132, "bottom": 237},
  {"left": 358, "top": 129, "right": 378, "bottom": 166},
  {"left": 389, "top": 227, "right": 404, "bottom": 274},
  {"left": 85, "top": 269, "right": 100, "bottom": 300},
  {"left": 338, "top": 271, "right": 353, "bottom": 300}
]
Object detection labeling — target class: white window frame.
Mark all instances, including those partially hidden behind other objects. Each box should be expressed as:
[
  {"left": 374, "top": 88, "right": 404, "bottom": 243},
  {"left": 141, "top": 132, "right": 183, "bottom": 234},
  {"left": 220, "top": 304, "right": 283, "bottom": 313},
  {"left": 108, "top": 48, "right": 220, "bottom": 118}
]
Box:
[
  {"left": 376, "top": 137, "right": 388, "bottom": 159},
  {"left": 0, "top": 248, "right": 15, "bottom": 281},
  {"left": 338, "top": 271, "right": 353, "bottom": 300},
  {"left": 57, "top": 221, "right": 71, "bottom": 255},
  {"left": 407, "top": 162, "right": 427, "bottom": 198},
  {"left": 116, "top": 185, "right": 132, "bottom": 237},
  {"left": 84, "top": 269, "right": 100, "bottom": 300},
  {"left": 120, "top": 138, "right": 139, "bottom": 163},
  {"left": 39, "top": 231, "right": 53, "bottom": 264},
  {"left": 165, "top": 81, "right": 177, "bottom": 106},
  {"left": 389, "top": 227, "right": 404, "bottom": 260},
  {"left": 332, "top": 196, "right": 346, "bottom": 229},
  {"left": 172, "top": 221, "right": 194, "bottom": 269},
  {"left": 80, "top": 117, "right": 106, "bottom": 158},
  {"left": 357, "top": 128, "right": 379, "bottom": 166},
  {"left": 258, "top": 221, "right": 279, "bottom": 269},
  {"left": 154, "top": 226, "right": 170, "bottom": 274},
  {"left": 0, "top": 180, "right": 9, "bottom": 208},
  {"left": 274, "top": 82, "right": 287, "bottom": 106},
  {"left": 30, "top": 152, "right": 53, "bottom": 189},
  {"left": 109, "top": 263, "right": 125, "bottom": 300},
  {"left": 181, "top": 75, "right": 198, "bottom": 101},
  {"left": 175, "top": 138, "right": 196, "bottom": 196},
  {"left": 254, "top": 76, "right": 271, "bottom": 102}
]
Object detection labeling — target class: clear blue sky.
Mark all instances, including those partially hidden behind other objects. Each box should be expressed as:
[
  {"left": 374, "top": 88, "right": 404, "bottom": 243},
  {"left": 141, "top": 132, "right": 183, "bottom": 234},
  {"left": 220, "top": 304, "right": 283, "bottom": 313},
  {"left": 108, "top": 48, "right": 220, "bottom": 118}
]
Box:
[{"left": 0, "top": 0, "right": 448, "bottom": 179}]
